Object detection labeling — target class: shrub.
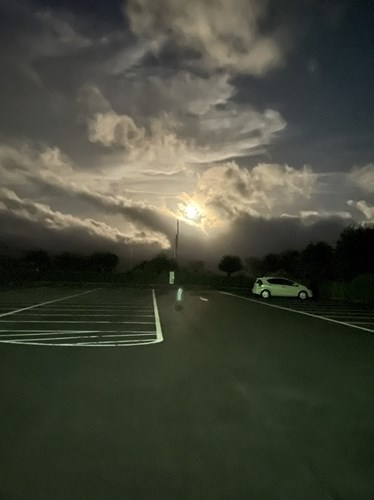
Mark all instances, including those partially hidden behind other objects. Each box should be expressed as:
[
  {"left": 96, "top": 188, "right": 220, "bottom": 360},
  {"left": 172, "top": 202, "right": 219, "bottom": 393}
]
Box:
[
  {"left": 348, "top": 274, "right": 374, "bottom": 304},
  {"left": 320, "top": 274, "right": 374, "bottom": 304}
]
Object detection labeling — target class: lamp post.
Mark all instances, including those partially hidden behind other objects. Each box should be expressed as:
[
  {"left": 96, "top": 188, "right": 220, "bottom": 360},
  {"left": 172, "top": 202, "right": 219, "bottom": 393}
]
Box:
[
  {"left": 174, "top": 218, "right": 179, "bottom": 264},
  {"left": 172, "top": 204, "right": 200, "bottom": 282}
]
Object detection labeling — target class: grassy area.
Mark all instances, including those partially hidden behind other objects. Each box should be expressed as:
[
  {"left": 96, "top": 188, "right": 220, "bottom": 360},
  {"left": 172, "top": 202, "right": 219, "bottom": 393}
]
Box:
[{"left": 320, "top": 274, "right": 374, "bottom": 304}]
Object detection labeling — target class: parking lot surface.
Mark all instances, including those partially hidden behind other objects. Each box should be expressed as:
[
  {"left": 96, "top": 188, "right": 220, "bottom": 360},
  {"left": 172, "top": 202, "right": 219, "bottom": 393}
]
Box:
[
  {"left": 0, "top": 287, "right": 162, "bottom": 346},
  {"left": 0, "top": 286, "right": 373, "bottom": 500},
  {"left": 221, "top": 290, "right": 374, "bottom": 333}
]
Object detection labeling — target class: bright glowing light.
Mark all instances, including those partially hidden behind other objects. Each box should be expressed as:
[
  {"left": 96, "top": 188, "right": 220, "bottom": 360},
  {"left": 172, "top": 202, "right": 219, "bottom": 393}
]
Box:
[{"left": 184, "top": 204, "right": 199, "bottom": 220}]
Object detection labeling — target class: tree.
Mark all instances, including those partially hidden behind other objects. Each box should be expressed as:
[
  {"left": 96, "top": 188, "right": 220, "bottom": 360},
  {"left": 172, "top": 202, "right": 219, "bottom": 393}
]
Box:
[
  {"left": 298, "top": 241, "right": 335, "bottom": 296},
  {"left": 262, "top": 253, "right": 283, "bottom": 275},
  {"left": 244, "top": 256, "right": 264, "bottom": 277},
  {"left": 54, "top": 253, "right": 86, "bottom": 272},
  {"left": 336, "top": 225, "right": 374, "bottom": 279},
  {"left": 131, "top": 253, "right": 175, "bottom": 274},
  {"left": 218, "top": 255, "right": 243, "bottom": 278},
  {"left": 279, "top": 250, "right": 301, "bottom": 278},
  {"left": 89, "top": 252, "right": 119, "bottom": 273},
  {"left": 187, "top": 260, "right": 205, "bottom": 273},
  {"left": 300, "top": 242, "right": 335, "bottom": 281},
  {"left": 24, "top": 250, "right": 51, "bottom": 272},
  {"left": 146, "top": 253, "right": 175, "bottom": 273}
]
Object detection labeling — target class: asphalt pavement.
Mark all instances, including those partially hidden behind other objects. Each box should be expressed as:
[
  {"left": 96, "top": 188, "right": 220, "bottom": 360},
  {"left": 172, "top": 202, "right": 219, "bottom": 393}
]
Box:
[{"left": 0, "top": 287, "right": 373, "bottom": 500}]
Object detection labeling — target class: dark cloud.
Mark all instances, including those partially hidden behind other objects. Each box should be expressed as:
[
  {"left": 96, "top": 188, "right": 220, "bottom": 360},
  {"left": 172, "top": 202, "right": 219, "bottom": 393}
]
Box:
[
  {"left": 152, "top": 211, "right": 351, "bottom": 270},
  {"left": 0, "top": 188, "right": 168, "bottom": 258},
  {"left": 206, "top": 213, "right": 350, "bottom": 263},
  {"left": 232, "top": 0, "right": 374, "bottom": 171},
  {"left": 0, "top": 208, "right": 162, "bottom": 262}
]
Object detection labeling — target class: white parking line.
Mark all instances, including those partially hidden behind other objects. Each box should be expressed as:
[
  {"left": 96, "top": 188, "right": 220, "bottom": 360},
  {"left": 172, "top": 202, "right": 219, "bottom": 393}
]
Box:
[
  {"left": 76, "top": 339, "right": 158, "bottom": 346},
  {"left": 52, "top": 303, "right": 152, "bottom": 307},
  {"left": 4, "top": 333, "right": 155, "bottom": 342},
  {"left": 0, "top": 289, "right": 162, "bottom": 348},
  {"left": 152, "top": 289, "right": 163, "bottom": 344},
  {"left": 10, "top": 313, "right": 154, "bottom": 317},
  {"left": 298, "top": 310, "right": 373, "bottom": 315},
  {"left": 7, "top": 335, "right": 101, "bottom": 342},
  {"left": 0, "top": 329, "right": 156, "bottom": 334},
  {"left": 0, "top": 320, "right": 154, "bottom": 324},
  {"left": 322, "top": 316, "right": 374, "bottom": 320},
  {"left": 0, "top": 331, "right": 156, "bottom": 338},
  {"left": 84, "top": 339, "right": 152, "bottom": 344},
  {"left": 349, "top": 321, "right": 374, "bottom": 324},
  {"left": 313, "top": 313, "right": 372, "bottom": 316},
  {"left": 0, "top": 289, "right": 101, "bottom": 318},
  {"left": 2, "top": 339, "right": 157, "bottom": 347},
  {"left": 219, "top": 292, "right": 374, "bottom": 333},
  {"left": 38, "top": 302, "right": 152, "bottom": 311},
  {"left": 38, "top": 307, "right": 153, "bottom": 310}
]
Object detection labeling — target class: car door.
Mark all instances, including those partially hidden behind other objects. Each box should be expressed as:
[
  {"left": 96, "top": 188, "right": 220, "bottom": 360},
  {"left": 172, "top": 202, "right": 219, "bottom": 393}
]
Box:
[
  {"left": 267, "top": 278, "right": 283, "bottom": 296},
  {"left": 280, "top": 279, "right": 297, "bottom": 297}
]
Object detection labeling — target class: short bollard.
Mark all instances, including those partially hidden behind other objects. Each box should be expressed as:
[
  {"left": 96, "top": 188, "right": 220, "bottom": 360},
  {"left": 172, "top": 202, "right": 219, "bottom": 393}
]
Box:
[{"left": 175, "top": 287, "right": 184, "bottom": 311}]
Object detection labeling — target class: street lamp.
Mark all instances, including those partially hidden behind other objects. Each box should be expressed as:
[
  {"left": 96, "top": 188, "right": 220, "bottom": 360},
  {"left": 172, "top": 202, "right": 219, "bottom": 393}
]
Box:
[
  {"left": 173, "top": 203, "right": 200, "bottom": 266},
  {"left": 170, "top": 203, "right": 202, "bottom": 288},
  {"left": 174, "top": 218, "right": 180, "bottom": 264}
]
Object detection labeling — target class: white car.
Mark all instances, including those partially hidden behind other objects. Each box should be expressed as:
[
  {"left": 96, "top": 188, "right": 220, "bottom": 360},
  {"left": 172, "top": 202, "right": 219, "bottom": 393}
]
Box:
[{"left": 252, "top": 277, "right": 313, "bottom": 300}]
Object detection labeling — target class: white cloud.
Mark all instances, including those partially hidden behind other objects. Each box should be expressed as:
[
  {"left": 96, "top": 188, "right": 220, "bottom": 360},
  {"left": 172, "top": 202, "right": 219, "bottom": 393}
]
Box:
[
  {"left": 349, "top": 163, "right": 374, "bottom": 193},
  {"left": 192, "top": 162, "right": 317, "bottom": 227},
  {"left": 38, "top": 147, "right": 74, "bottom": 174},
  {"left": 0, "top": 143, "right": 73, "bottom": 175},
  {"left": 88, "top": 110, "right": 188, "bottom": 171},
  {"left": 348, "top": 200, "right": 374, "bottom": 224},
  {"left": 299, "top": 210, "right": 352, "bottom": 225},
  {"left": 88, "top": 111, "right": 146, "bottom": 149},
  {"left": 84, "top": 86, "right": 285, "bottom": 170},
  {"left": 126, "top": 0, "right": 284, "bottom": 75},
  {"left": 356, "top": 200, "right": 374, "bottom": 220},
  {"left": 192, "top": 106, "right": 285, "bottom": 162},
  {"left": 148, "top": 71, "right": 235, "bottom": 116}
]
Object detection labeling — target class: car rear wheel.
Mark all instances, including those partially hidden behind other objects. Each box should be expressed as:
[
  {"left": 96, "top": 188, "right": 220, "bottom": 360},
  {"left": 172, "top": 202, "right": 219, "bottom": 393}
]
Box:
[
  {"left": 298, "top": 291, "right": 308, "bottom": 300},
  {"left": 261, "top": 290, "right": 270, "bottom": 299}
]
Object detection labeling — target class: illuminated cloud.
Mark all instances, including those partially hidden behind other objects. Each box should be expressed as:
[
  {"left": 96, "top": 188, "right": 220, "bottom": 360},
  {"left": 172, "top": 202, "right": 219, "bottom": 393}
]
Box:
[
  {"left": 142, "top": 72, "right": 235, "bottom": 116},
  {"left": 126, "top": 0, "right": 284, "bottom": 75},
  {"left": 0, "top": 144, "right": 176, "bottom": 240},
  {"left": 298, "top": 210, "right": 352, "bottom": 225},
  {"left": 88, "top": 111, "right": 146, "bottom": 149},
  {"left": 349, "top": 164, "right": 374, "bottom": 193},
  {"left": 192, "top": 162, "right": 317, "bottom": 227},
  {"left": 83, "top": 86, "right": 285, "bottom": 169},
  {"left": 347, "top": 200, "right": 374, "bottom": 224}
]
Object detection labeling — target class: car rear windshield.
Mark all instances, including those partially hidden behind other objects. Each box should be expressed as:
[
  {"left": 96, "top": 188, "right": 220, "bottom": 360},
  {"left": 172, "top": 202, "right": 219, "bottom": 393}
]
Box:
[{"left": 255, "top": 279, "right": 263, "bottom": 285}]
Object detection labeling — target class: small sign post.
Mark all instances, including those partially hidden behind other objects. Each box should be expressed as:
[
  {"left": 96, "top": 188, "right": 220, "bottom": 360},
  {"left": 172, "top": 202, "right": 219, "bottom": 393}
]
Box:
[
  {"left": 169, "top": 271, "right": 175, "bottom": 285},
  {"left": 175, "top": 287, "right": 184, "bottom": 311}
]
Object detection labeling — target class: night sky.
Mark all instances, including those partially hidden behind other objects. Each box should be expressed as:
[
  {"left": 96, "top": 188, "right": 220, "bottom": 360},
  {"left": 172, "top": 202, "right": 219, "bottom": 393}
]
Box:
[{"left": 0, "top": 0, "right": 373, "bottom": 265}]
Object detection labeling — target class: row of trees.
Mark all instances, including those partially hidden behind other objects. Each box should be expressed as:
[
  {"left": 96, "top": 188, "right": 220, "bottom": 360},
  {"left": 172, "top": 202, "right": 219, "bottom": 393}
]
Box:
[
  {"left": 127, "top": 226, "right": 373, "bottom": 282},
  {"left": 0, "top": 226, "right": 372, "bottom": 291},
  {"left": 246, "top": 226, "right": 373, "bottom": 282},
  {"left": 216, "top": 226, "right": 374, "bottom": 301},
  {"left": 0, "top": 251, "right": 119, "bottom": 276},
  {"left": 218, "top": 226, "right": 374, "bottom": 283}
]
